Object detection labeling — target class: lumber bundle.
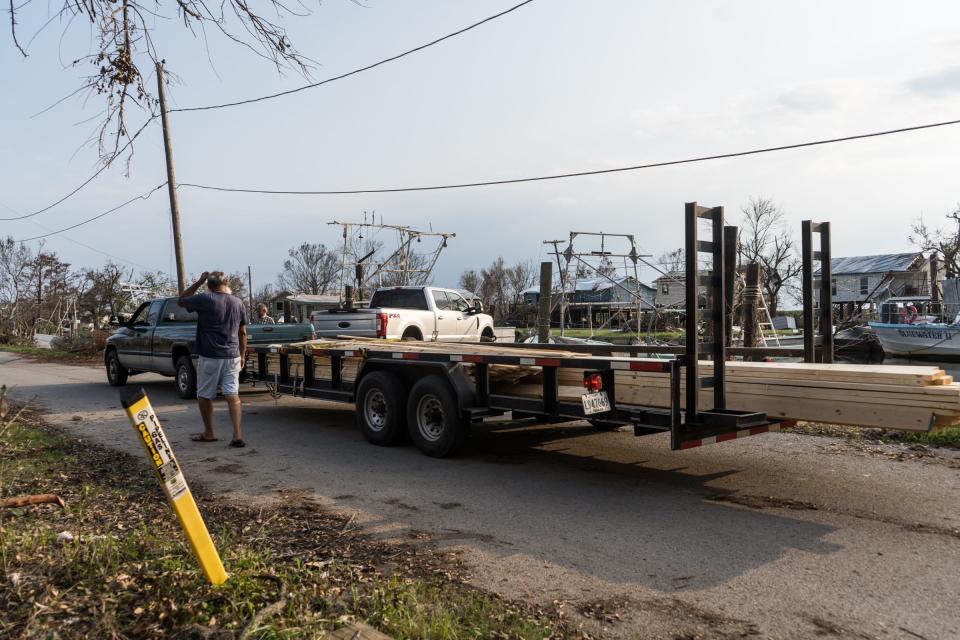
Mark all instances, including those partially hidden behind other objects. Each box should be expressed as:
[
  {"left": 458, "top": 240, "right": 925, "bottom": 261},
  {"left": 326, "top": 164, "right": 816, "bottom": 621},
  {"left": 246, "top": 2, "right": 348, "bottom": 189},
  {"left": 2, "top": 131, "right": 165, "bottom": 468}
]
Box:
[
  {"left": 249, "top": 339, "right": 960, "bottom": 432},
  {"left": 545, "top": 361, "right": 960, "bottom": 432}
]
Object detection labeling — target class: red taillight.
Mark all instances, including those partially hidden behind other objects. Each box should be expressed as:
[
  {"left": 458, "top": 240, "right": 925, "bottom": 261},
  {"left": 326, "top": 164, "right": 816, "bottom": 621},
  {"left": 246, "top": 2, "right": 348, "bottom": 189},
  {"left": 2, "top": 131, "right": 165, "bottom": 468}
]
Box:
[
  {"left": 376, "top": 312, "right": 388, "bottom": 338},
  {"left": 583, "top": 373, "right": 603, "bottom": 392}
]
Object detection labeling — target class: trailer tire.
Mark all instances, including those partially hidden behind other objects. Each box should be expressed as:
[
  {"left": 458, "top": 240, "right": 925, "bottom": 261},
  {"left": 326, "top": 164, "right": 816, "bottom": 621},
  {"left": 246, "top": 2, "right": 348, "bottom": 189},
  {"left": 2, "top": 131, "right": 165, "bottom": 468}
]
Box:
[
  {"left": 406, "top": 376, "right": 468, "bottom": 457},
  {"left": 175, "top": 356, "right": 197, "bottom": 399},
  {"left": 356, "top": 371, "right": 407, "bottom": 446}
]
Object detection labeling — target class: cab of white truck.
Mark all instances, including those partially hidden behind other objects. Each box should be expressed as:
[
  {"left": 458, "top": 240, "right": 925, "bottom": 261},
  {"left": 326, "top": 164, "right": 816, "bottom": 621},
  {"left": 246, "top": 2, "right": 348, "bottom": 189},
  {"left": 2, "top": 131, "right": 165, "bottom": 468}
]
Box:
[{"left": 310, "top": 286, "right": 496, "bottom": 342}]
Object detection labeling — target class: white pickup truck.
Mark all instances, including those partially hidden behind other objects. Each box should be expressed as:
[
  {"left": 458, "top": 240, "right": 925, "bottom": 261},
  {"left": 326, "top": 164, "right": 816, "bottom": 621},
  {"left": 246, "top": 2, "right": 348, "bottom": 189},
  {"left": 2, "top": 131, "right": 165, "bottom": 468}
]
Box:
[{"left": 309, "top": 286, "right": 496, "bottom": 342}]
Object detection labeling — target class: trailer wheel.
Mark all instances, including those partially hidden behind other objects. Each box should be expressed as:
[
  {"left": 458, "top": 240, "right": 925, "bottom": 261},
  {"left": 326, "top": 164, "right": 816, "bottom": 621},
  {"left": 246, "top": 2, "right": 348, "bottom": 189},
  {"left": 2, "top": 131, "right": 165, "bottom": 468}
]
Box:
[
  {"left": 175, "top": 356, "right": 197, "bottom": 399},
  {"left": 356, "top": 371, "right": 407, "bottom": 446},
  {"left": 406, "top": 376, "right": 468, "bottom": 457}
]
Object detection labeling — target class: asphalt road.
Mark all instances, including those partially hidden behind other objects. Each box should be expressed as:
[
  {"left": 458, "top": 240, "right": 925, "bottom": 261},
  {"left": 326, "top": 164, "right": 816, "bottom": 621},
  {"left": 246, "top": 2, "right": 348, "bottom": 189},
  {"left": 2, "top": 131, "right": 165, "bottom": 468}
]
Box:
[{"left": 3, "top": 352, "right": 959, "bottom": 639}]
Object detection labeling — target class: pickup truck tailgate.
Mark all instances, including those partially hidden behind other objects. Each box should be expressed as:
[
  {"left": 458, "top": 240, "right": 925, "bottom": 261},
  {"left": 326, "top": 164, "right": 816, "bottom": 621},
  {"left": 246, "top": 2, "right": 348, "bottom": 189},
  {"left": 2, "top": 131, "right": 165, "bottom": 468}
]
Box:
[{"left": 311, "top": 310, "right": 378, "bottom": 338}]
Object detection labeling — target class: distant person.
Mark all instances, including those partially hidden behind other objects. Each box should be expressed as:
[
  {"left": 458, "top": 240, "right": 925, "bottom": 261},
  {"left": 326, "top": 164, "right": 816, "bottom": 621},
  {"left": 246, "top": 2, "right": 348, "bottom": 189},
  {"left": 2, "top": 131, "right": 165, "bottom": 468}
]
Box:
[
  {"left": 177, "top": 270, "right": 248, "bottom": 448},
  {"left": 255, "top": 304, "right": 275, "bottom": 324}
]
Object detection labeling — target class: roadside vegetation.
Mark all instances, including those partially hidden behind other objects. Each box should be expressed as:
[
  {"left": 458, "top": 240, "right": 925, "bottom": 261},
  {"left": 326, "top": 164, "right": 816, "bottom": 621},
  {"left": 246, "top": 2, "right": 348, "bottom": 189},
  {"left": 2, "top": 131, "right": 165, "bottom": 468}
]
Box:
[
  {"left": 785, "top": 422, "right": 960, "bottom": 449},
  {"left": 0, "top": 343, "right": 101, "bottom": 366},
  {"left": 0, "top": 410, "right": 572, "bottom": 639}
]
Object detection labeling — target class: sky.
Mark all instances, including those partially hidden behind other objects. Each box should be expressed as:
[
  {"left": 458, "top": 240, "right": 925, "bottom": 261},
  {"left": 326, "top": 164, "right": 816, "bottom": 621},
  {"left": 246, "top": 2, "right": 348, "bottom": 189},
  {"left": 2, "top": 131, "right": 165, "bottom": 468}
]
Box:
[{"left": 2, "top": 0, "right": 960, "bottom": 293}]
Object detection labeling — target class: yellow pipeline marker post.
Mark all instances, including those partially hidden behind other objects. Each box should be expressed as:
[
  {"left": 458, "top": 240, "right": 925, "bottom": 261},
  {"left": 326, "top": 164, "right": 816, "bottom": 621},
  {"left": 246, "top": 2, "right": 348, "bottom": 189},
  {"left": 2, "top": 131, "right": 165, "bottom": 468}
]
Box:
[{"left": 120, "top": 388, "right": 227, "bottom": 585}]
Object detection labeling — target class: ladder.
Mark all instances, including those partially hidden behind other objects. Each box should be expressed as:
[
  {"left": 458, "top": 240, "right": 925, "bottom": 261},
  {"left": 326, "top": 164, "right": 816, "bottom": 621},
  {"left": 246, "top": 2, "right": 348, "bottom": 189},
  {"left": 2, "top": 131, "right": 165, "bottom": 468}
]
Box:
[{"left": 738, "top": 275, "right": 781, "bottom": 348}]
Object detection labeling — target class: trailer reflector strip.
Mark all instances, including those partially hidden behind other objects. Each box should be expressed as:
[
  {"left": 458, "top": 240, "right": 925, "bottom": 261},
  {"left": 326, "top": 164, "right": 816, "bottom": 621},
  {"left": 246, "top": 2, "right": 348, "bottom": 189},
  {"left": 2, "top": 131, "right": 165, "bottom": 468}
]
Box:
[
  {"left": 630, "top": 362, "right": 668, "bottom": 372},
  {"left": 120, "top": 389, "right": 227, "bottom": 585},
  {"left": 535, "top": 358, "right": 561, "bottom": 367},
  {"left": 401, "top": 352, "right": 420, "bottom": 360},
  {"left": 679, "top": 423, "right": 780, "bottom": 450},
  {"left": 462, "top": 354, "right": 484, "bottom": 363},
  {"left": 449, "top": 354, "right": 463, "bottom": 362},
  {"left": 520, "top": 358, "right": 536, "bottom": 365}
]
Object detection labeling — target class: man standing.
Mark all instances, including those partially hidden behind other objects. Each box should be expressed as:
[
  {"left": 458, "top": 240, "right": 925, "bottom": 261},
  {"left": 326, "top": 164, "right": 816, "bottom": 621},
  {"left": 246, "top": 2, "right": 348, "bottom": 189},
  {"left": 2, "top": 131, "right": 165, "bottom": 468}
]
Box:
[
  {"left": 254, "top": 303, "right": 276, "bottom": 324},
  {"left": 178, "top": 271, "right": 248, "bottom": 447}
]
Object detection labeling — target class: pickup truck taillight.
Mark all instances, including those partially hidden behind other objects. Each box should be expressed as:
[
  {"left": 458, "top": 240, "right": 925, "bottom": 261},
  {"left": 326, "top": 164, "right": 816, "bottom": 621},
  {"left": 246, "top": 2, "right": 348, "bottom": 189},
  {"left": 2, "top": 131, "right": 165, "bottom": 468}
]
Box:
[{"left": 376, "top": 312, "right": 388, "bottom": 338}]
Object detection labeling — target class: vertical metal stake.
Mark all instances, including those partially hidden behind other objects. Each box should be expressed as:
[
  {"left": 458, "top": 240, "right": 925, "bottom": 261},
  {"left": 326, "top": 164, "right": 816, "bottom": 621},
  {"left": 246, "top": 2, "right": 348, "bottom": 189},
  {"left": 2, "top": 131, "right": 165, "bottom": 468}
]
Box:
[
  {"left": 801, "top": 220, "right": 815, "bottom": 363},
  {"left": 819, "top": 222, "right": 833, "bottom": 364}
]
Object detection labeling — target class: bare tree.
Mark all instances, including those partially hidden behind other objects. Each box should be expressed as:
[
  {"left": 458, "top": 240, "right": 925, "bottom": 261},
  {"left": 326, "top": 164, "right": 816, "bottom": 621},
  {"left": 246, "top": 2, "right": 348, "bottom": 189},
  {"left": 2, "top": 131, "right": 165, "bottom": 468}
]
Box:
[
  {"left": 25, "top": 250, "right": 72, "bottom": 333},
  {"left": 738, "top": 197, "right": 801, "bottom": 316},
  {"left": 910, "top": 206, "right": 960, "bottom": 278},
  {"left": 458, "top": 269, "right": 480, "bottom": 294},
  {"left": 478, "top": 257, "right": 511, "bottom": 322},
  {"left": 657, "top": 248, "right": 685, "bottom": 275},
  {"left": 506, "top": 260, "right": 536, "bottom": 304},
  {"left": 78, "top": 262, "right": 135, "bottom": 326},
  {"left": 0, "top": 238, "right": 34, "bottom": 336},
  {"left": 277, "top": 243, "right": 339, "bottom": 295},
  {"left": 225, "top": 271, "right": 247, "bottom": 300},
  {"left": 8, "top": 0, "right": 314, "bottom": 168}
]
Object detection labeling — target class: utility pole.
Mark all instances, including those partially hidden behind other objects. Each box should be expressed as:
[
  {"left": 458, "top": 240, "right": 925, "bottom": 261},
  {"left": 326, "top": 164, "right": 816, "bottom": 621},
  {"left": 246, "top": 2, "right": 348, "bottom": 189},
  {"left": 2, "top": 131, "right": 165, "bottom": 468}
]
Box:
[
  {"left": 537, "top": 261, "right": 553, "bottom": 343},
  {"left": 247, "top": 266, "right": 254, "bottom": 312},
  {"left": 156, "top": 62, "right": 186, "bottom": 292}
]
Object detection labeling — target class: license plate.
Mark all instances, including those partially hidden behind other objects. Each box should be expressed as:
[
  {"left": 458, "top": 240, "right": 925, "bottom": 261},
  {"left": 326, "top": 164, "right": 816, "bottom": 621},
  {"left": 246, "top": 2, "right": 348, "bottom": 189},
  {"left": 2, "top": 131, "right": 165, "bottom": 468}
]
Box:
[{"left": 581, "top": 391, "right": 611, "bottom": 415}]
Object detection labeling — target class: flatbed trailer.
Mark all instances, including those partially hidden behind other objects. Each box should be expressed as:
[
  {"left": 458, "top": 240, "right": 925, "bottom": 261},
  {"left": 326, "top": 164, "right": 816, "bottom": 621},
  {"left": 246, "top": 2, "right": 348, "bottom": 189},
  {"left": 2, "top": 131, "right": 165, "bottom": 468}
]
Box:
[
  {"left": 244, "top": 203, "right": 779, "bottom": 457},
  {"left": 245, "top": 341, "right": 776, "bottom": 457}
]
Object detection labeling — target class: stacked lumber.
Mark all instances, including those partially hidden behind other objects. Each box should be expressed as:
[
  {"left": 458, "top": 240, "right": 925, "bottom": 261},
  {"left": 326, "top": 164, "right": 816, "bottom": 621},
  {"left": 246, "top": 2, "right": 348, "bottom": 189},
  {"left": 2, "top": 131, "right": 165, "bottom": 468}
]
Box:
[
  {"left": 263, "top": 352, "right": 362, "bottom": 383},
  {"left": 543, "top": 362, "right": 959, "bottom": 432}
]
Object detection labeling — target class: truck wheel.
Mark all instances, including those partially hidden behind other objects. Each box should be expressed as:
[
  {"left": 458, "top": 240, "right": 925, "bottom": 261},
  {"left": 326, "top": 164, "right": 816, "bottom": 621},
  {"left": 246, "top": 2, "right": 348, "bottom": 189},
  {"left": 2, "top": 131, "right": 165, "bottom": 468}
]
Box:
[
  {"left": 406, "top": 376, "right": 468, "bottom": 457},
  {"left": 355, "top": 371, "right": 407, "bottom": 446},
  {"left": 480, "top": 328, "right": 496, "bottom": 343},
  {"left": 175, "top": 356, "right": 197, "bottom": 399},
  {"left": 105, "top": 349, "right": 128, "bottom": 387}
]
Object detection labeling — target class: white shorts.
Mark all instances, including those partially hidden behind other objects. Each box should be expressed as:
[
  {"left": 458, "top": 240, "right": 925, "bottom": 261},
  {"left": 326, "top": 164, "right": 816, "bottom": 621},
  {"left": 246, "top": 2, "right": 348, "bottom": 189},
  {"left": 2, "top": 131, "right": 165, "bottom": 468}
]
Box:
[{"left": 196, "top": 356, "right": 242, "bottom": 399}]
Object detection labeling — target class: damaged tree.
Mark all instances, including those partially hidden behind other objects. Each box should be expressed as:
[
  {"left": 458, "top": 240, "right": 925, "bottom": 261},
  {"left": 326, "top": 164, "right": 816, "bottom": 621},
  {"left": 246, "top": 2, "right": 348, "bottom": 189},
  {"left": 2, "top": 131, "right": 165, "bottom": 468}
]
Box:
[{"left": 8, "top": 0, "right": 315, "bottom": 168}]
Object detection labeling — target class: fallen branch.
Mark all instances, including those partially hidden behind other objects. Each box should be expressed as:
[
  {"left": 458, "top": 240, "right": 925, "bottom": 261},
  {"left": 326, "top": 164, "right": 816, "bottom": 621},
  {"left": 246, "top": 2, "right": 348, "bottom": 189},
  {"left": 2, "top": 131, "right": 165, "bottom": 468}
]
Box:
[
  {"left": 0, "top": 494, "right": 66, "bottom": 509},
  {"left": 239, "top": 574, "right": 288, "bottom": 640}
]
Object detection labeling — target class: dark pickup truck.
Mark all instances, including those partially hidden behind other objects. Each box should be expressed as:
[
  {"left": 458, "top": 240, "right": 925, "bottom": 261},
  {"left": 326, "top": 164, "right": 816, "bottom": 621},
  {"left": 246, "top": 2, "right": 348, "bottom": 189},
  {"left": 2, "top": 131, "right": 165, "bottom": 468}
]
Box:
[{"left": 104, "top": 296, "right": 315, "bottom": 398}]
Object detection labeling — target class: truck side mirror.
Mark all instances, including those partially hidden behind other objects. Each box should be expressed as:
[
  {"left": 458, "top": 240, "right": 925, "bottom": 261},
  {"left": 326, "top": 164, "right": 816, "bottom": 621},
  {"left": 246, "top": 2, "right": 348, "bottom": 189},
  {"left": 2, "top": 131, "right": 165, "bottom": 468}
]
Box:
[{"left": 472, "top": 300, "right": 482, "bottom": 313}]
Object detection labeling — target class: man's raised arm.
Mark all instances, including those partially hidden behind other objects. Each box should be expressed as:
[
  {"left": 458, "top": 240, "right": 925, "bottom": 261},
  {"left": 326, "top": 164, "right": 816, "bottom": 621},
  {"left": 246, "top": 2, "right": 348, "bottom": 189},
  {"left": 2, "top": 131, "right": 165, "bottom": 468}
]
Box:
[{"left": 177, "top": 271, "right": 210, "bottom": 308}]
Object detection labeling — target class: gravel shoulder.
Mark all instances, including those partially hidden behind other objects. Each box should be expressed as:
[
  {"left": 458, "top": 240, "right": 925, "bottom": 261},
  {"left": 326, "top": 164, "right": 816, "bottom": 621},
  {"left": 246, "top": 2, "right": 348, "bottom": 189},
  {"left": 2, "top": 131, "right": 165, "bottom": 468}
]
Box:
[{"left": 3, "top": 352, "right": 959, "bottom": 639}]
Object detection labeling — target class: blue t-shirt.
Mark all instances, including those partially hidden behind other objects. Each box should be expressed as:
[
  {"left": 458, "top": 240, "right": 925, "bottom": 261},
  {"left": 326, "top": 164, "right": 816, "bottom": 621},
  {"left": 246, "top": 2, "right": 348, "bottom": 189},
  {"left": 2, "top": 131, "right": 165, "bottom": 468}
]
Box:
[{"left": 181, "top": 292, "right": 247, "bottom": 359}]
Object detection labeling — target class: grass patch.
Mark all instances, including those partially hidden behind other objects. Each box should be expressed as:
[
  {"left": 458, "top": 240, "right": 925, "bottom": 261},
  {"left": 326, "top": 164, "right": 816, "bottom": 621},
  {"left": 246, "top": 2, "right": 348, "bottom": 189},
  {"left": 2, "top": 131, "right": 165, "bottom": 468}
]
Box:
[
  {"left": 0, "top": 414, "right": 569, "bottom": 639},
  {"left": 0, "top": 344, "right": 100, "bottom": 366},
  {"left": 785, "top": 422, "right": 960, "bottom": 450}
]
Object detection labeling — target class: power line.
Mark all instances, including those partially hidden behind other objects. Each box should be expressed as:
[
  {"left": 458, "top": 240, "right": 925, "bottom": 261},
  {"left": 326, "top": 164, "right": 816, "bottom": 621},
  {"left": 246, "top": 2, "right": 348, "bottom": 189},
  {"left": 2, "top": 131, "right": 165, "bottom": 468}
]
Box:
[
  {"left": 176, "top": 116, "right": 960, "bottom": 195},
  {"left": 16, "top": 183, "right": 168, "bottom": 242},
  {"left": 171, "top": 0, "right": 535, "bottom": 113},
  {"left": 0, "top": 118, "right": 156, "bottom": 221}
]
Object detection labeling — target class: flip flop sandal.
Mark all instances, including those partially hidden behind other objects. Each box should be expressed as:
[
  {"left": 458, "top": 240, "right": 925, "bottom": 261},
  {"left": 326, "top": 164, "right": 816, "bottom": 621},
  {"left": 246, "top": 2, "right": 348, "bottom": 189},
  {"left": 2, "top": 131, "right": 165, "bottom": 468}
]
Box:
[
  {"left": 191, "top": 434, "right": 219, "bottom": 442},
  {"left": 229, "top": 439, "right": 246, "bottom": 448}
]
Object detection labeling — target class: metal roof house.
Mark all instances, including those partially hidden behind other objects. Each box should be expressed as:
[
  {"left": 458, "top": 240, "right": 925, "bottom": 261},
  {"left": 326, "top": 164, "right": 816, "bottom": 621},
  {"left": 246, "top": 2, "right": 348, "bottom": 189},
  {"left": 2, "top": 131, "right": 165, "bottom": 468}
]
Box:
[
  {"left": 813, "top": 252, "right": 929, "bottom": 304},
  {"left": 522, "top": 276, "right": 655, "bottom": 310}
]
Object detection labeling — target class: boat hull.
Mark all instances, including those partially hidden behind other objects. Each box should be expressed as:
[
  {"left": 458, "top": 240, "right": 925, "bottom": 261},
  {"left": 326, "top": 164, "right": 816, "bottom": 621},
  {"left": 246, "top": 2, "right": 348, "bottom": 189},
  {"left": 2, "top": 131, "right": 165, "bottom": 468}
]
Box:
[{"left": 868, "top": 322, "right": 960, "bottom": 357}]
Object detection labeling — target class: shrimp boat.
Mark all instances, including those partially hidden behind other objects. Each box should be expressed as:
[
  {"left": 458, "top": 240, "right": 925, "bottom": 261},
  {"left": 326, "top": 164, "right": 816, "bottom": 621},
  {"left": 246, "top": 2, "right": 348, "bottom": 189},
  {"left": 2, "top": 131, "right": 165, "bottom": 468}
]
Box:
[{"left": 868, "top": 321, "right": 960, "bottom": 358}]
